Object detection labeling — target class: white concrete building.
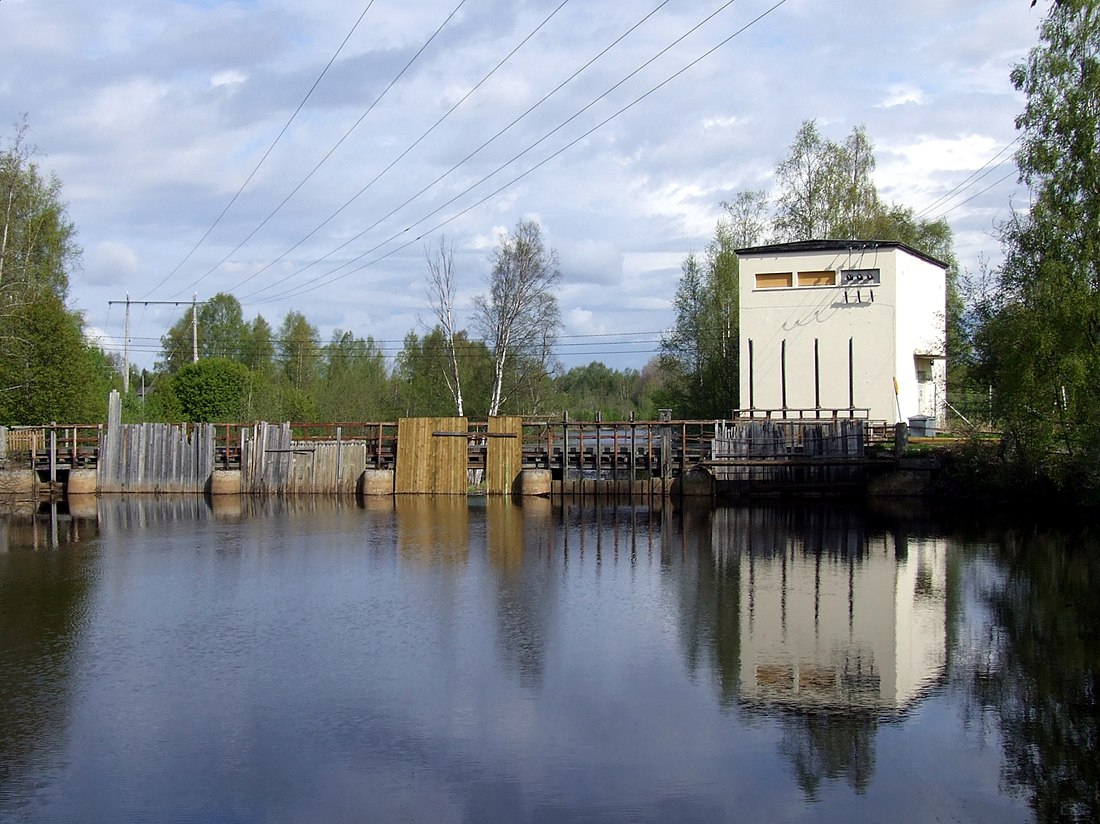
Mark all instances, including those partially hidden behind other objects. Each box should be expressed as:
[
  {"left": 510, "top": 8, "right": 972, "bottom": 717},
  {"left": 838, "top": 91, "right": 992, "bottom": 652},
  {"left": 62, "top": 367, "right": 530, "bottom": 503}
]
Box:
[{"left": 737, "top": 240, "right": 947, "bottom": 426}]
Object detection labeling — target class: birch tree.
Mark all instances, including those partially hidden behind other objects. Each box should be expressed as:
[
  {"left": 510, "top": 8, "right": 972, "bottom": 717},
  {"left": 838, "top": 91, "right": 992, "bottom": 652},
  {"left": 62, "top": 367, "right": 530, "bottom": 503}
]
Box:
[
  {"left": 424, "top": 235, "right": 465, "bottom": 416},
  {"left": 473, "top": 220, "right": 562, "bottom": 416}
]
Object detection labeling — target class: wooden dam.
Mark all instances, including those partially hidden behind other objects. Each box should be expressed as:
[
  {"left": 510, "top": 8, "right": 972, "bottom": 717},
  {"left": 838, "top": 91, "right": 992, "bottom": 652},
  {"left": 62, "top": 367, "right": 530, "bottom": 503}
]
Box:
[{"left": 1, "top": 393, "right": 920, "bottom": 501}]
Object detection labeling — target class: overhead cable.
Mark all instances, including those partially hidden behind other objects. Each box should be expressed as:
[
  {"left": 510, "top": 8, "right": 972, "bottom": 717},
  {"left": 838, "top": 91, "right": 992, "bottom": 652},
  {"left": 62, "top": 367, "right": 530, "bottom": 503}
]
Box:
[
  {"left": 249, "top": 0, "right": 790, "bottom": 305},
  {"left": 168, "top": 0, "right": 471, "bottom": 300},
  {"left": 237, "top": 0, "right": 675, "bottom": 301},
  {"left": 141, "top": 0, "right": 379, "bottom": 300},
  {"left": 223, "top": 0, "right": 577, "bottom": 295}
]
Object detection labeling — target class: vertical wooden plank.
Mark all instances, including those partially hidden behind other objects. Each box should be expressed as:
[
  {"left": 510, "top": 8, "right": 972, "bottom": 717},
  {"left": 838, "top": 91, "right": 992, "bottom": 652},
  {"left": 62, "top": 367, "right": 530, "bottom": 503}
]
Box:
[
  {"left": 486, "top": 416, "right": 522, "bottom": 495},
  {"left": 441, "top": 417, "right": 468, "bottom": 494}
]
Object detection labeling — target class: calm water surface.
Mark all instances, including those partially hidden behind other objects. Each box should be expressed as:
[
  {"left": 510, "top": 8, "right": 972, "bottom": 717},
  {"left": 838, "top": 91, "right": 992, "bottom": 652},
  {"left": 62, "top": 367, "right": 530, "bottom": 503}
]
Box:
[{"left": 0, "top": 495, "right": 1096, "bottom": 823}]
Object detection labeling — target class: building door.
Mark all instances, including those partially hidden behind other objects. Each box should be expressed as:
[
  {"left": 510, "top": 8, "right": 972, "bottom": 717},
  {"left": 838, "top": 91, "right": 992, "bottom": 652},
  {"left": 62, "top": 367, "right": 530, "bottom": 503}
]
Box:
[{"left": 915, "top": 358, "right": 937, "bottom": 418}]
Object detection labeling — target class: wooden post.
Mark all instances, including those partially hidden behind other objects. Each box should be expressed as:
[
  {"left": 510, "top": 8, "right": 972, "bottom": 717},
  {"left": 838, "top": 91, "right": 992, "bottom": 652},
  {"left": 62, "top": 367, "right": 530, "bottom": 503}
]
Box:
[
  {"left": 562, "top": 412, "right": 569, "bottom": 488},
  {"left": 680, "top": 422, "right": 687, "bottom": 481},
  {"left": 595, "top": 413, "right": 601, "bottom": 481},
  {"left": 629, "top": 413, "right": 637, "bottom": 488},
  {"left": 49, "top": 422, "right": 57, "bottom": 485},
  {"left": 336, "top": 426, "right": 342, "bottom": 491}
]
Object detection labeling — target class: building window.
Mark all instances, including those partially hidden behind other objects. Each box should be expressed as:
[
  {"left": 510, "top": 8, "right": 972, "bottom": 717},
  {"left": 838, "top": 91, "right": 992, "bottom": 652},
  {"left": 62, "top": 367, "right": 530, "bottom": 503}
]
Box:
[
  {"left": 797, "top": 270, "right": 836, "bottom": 287},
  {"left": 755, "top": 272, "right": 793, "bottom": 289}
]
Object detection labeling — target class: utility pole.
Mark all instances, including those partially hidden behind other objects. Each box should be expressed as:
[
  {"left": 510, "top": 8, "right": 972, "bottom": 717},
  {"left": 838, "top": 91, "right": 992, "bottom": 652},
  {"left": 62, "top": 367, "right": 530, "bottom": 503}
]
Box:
[
  {"left": 192, "top": 293, "right": 198, "bottom": 363},
  {"left": 107, "top": 295, "right": 209, "bottom": 390},
  {"left": 123, "top": 293, "right": 131, "bottom": 394}
]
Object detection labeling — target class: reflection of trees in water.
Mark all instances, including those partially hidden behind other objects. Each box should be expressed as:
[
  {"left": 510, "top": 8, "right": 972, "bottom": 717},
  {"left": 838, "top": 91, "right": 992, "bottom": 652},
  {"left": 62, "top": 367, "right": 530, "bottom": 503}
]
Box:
[
  {"left": 488, "top": 498, "right": 555, "bottom": 690},
  {"left": 676, "top": 503, "right": 742, "bottom": 708},
  {"left": 964, "top": 528, "right": 1100, "bottom": 823},
  {"left": 778, "top": 711, "right": 876, "bottom": 798},
  {"left": 0, "top": 512, "right": 96, "bottom": 796}
]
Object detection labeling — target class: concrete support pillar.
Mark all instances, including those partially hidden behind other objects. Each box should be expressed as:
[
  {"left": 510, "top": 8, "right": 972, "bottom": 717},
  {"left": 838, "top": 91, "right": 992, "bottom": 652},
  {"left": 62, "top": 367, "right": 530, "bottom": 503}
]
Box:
[
  {"left": 0, "top": 470, "right": 37, "bottom": 496},
  {"left": 67, "top": 468, "right": 98, "bottom": 495},
  {"left": 519, "top": 469, "right": 552, "bottom": 497},
  {"left": 359, "top": 469, "right": 394, "bottom": 497},
  {"left": 675, "top": 467, "right": 715, "bottom": 497},
  {"left": 209, "top": 469, "right": 242, "bottom": 495},
  {"left": 67, "top": 494, "right": 98, "bottom": 520}
]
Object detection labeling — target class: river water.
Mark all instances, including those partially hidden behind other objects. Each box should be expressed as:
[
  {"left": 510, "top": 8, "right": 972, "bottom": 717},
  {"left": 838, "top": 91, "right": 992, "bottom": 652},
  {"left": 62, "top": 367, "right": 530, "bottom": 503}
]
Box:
[{"left": 0, "top": 495, "right": 1095, "bottom": 823}]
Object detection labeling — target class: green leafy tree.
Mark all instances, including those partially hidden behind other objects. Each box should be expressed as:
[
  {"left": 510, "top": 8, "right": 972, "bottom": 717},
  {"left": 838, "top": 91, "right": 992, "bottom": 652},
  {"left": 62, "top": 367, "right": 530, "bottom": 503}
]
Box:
[
  {"left": 318, "top": 330, "right": 391, "bottom": 421},
  {"left": 395, "top": 328, "right": 493, "bottom": 417},
  {"left": 0, "top": 119, "right": 107, "bottom": 423},
  {"left": 276, "top": 310, "right": 320, "bottom": 396},
  {"left": 158, "top": 293, "right": 249, "bottom": 374},
  {"left": 0, "top": 117, "right": 78, "bottom": 301},
  {"left": 172, "top": 358, "right": 249, "bottom": 422},
  {"left": 242, "top": 314, "right": 275, "bottom": 376},
  {"left": 660, "top": 208, "right": 742, "bottom": 418},
  {"left": 974, "top": 0, "right": 1100, "bottom": 498},
  {"left": 0, "top": 292, "right": 112, "bottom": 423},
  {"left": 555, "top": 361, "right": 644, "bottom": 420}
]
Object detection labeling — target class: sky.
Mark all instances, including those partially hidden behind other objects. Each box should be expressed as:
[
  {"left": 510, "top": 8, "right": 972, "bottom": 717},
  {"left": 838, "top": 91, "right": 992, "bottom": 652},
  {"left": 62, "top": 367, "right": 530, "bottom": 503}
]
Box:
[{"left": 0, "top": 0, "right": 1042, "bottom": 372}]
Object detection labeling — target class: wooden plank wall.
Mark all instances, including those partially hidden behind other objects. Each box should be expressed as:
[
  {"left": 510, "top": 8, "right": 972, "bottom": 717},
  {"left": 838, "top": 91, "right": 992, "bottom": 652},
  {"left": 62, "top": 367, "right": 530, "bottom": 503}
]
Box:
[
  {"left": 98, "top": 391, "right": 214, "bottom": 493},
  {"left": 240, "top": 423, "right": 366, "bottom": 495},
  {"left": 395, "top": 417, "right": 467, "bottom": 494},
  {"left": 486, "top": 416, "right": 523, "bottom": 495},
  {"left": 242, "top": 422, "right": 292, "bottom": 495}
]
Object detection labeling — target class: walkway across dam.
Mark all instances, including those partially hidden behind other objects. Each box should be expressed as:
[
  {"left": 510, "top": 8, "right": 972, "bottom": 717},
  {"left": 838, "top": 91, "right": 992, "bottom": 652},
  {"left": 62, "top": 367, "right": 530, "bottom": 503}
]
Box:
[{"left": 2, "top": 393, "right": 917, "bottom": 499}]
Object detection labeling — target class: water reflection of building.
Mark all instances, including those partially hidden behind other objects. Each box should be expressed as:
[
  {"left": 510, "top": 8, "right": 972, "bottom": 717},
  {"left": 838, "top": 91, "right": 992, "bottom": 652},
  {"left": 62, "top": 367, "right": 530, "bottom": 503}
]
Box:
[
  {"left": 700, "top": 506, "right": 951, "bottom": 798},
  {"left": 712, "top": 508, "right": 948, "bottom": 716}
]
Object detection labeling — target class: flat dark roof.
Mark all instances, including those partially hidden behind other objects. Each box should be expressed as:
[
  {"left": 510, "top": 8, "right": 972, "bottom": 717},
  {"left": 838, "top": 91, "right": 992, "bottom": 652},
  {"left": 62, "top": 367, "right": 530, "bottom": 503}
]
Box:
[{"left": 735, "top": 239, "right": 948, "bottom": 270}]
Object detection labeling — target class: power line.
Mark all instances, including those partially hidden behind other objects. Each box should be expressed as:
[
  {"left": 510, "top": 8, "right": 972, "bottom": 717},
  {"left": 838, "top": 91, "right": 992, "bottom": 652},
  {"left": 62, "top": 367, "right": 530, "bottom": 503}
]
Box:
[
  {"left": 167, "top": 0, "right": 471, "bottom": 301},
  {"left": 252, "top": 0, "right": 789, "bottom": 306},
  {"left": 931, "top": 168, "right": 1019, "bottom": 222},
  {"left": 916, "top": 136, "right": 1020, "bottom": 220},
  {"left": 222, "top": 0, "right": 577, "bottom": 297},
  {"left": 236, "top": 0, "right": 677, "bottom": 302},
  {"left": 141, "top": 0, "right": 380, "bottom": 300}
]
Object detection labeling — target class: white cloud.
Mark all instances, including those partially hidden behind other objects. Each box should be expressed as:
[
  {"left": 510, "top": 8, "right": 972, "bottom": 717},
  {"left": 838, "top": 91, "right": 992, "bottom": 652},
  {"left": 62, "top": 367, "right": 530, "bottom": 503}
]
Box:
[
  {"left": 211, "top": 70, "right": 248, "bottom": 88},
  {"left": 85, "top": 241, "right": 140, "bottom": 286},
  {"left": 879, "top": 85, "right": 927, "bottom": 108}
]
